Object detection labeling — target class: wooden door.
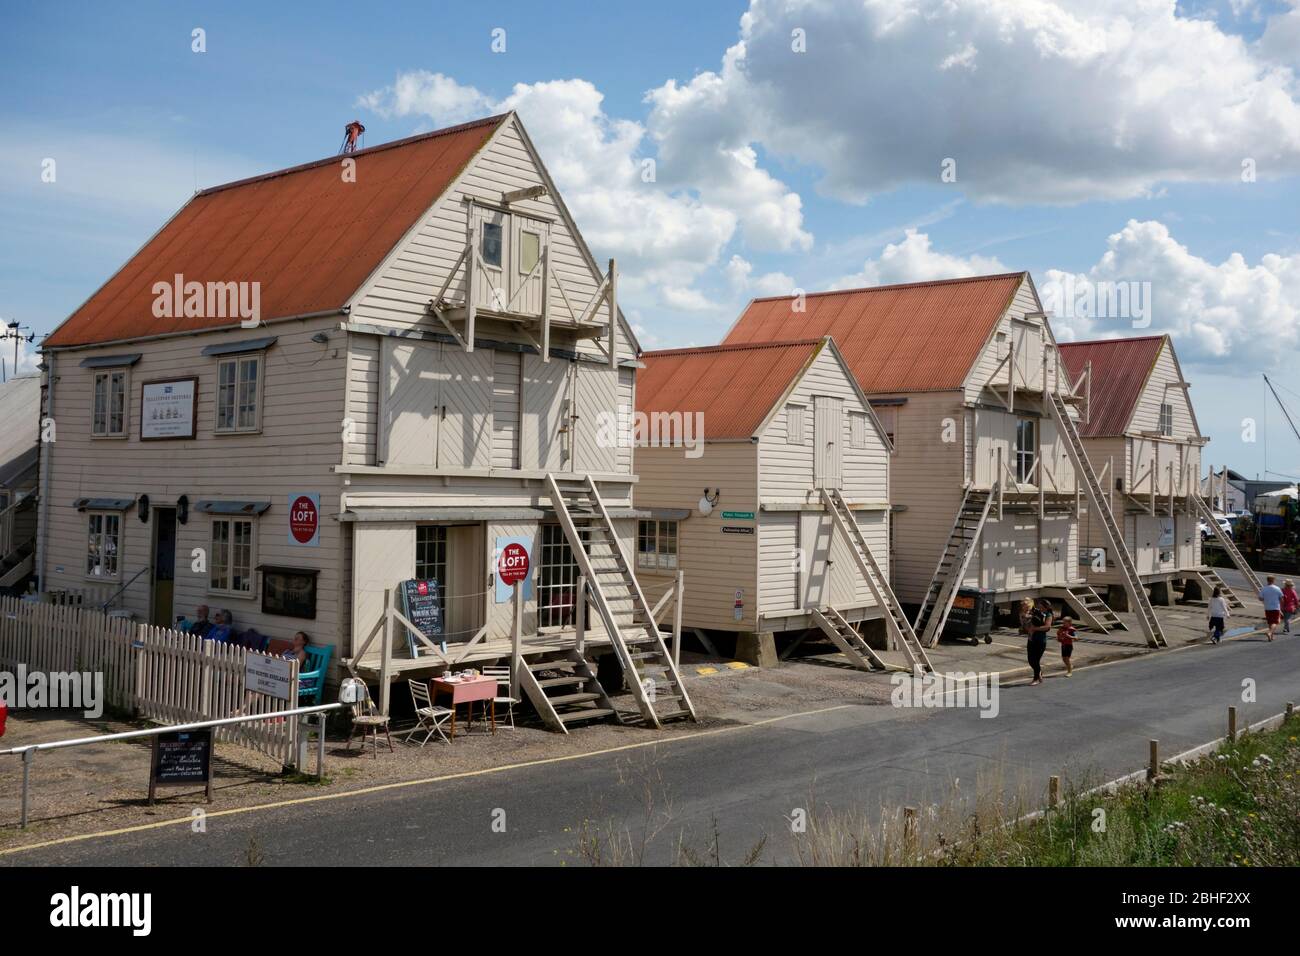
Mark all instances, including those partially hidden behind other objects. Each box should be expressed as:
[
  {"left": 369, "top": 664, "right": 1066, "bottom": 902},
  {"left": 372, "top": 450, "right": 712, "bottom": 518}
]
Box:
[
  {"left": 381, "top": 338, "right": 440, "bottom": 466},
  {"left": 438, "top": 346, "right": 493, "bottom": 470},
  {"left": 473, "top": 206, "right": 509, "bottom": 313},
  {"left": 510, "top": 216, "right": 548, "bottom": 317},
  {"left": 573, "top": 363, "right": 619, "bottom": 476},
  {"left": 522, "top": 354, "right": 571, "bottom": 472},
  {"left": 1040, "top": 514, "right": 1070, "bottom": 585},
  {"left": 814, "top": 396, "right": 843, "bottom": 490}
]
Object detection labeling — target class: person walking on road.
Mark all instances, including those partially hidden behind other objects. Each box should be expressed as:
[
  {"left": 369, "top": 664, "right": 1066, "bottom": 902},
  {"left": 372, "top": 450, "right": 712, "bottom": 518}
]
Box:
[
  {"left": 1207, "top": 586, "right": 1230, "bottom": 644},
  {"left": 1259, "top": 575, "right": 1284, "bottom": 642},
  {"left": 1020, "top": 597, "right": 1053, "bottom": 686},
  {"left": 1282, "top": 580, "right": 1298, "bottom": 634},
  {"left": 1055, "top": 615, "right": 1077, "bottom": 676}
]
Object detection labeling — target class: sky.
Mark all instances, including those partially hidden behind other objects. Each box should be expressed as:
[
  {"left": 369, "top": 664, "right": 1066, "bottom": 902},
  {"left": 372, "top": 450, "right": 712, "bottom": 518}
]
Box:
[{"left": 2, "top": 0, "right": 1299, "bottom": 477}]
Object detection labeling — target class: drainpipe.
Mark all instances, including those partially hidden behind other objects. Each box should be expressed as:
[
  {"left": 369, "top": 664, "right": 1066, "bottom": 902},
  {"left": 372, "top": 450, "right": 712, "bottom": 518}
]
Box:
[{"left": 36, "top": 350, "right": 55, "bottom": 591}]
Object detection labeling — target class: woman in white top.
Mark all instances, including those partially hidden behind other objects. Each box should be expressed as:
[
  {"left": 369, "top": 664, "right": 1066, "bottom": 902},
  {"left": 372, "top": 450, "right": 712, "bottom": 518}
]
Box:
[{"left": 1207, "top": 586, "right": 1230, "bottom": 645}]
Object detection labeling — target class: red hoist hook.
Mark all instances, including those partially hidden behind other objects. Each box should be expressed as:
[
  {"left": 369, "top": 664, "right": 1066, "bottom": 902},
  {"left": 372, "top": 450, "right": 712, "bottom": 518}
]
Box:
[{"left": 339, "top": 120, "right": 366, "bottom": 155}]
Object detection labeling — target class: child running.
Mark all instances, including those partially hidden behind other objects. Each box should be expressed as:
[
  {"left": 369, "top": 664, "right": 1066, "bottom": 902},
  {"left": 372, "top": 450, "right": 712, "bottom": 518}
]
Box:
[
  {"left": 1207, "top": 586, "right": 1230, "bottom": 644},
  {"left": 1055, "top": 616, "right": 1077, "bottom": 676},
  {"left": 1282, "top": 580, "right": 1298, "bottom": 634}
]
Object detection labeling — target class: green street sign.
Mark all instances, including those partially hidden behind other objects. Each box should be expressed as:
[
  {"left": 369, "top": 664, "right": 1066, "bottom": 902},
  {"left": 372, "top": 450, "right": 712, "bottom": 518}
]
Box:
[{"left": 721, "top": 511, "right": 754, "bottom": 520}]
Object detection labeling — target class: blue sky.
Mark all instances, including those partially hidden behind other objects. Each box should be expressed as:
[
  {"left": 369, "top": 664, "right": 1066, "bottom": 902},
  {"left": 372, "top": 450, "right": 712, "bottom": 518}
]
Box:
[{"left": 3, "top": 0, "right": 1300, "bottom": 477}]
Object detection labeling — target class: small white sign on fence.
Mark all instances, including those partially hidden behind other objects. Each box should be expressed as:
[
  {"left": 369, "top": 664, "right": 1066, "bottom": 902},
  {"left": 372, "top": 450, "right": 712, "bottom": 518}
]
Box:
[{"left": 244, "top": 655, "right": 294, "bottom": 701}]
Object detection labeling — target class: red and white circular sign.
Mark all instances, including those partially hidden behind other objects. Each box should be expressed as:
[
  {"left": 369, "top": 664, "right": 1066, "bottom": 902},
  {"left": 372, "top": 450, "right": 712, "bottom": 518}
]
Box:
[
  {"left": 289, "top": 495, "right": 319, "bottom": 544},
  {"left": 498, "top": 542, "right": 530, "bottom": 585}
]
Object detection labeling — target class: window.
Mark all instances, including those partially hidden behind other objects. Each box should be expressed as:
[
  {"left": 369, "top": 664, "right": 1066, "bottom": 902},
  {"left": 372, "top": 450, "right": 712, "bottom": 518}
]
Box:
[
  {"left": 210, "top": 517, "right": 255, "bottom": 594},
  {"left": 539, "top": 524, "right": 584, "bottom": 628},
  {"left": 216, "top": 355, "right": 262, "bottom": 433},
  {"left": 1015, "top": 417, "right": 1037, "bottom": 483},
  {"left": 415, "top": 525, "right": 447, "bottom": 582},
  {"left": 849, "top": 412, "right": 869, "bottom": 449},
  {"left": 1158, "top": 403, "right": 1174, "bottom": 437},
  {"left": 86, "top": 513, "right": 121, "bottom": 578},
  {"left": 481, "top": 221, "right": 503, "bottom": 267},
  {"left": 873, "top": 405, "right": 897, "bottom": 445},
  {"left": 637, "top": 520, "right": 679, "bottom": 570},
  {"left": 519, "top": 230, "right": 540, "bottom": 275},
  {"left": 92, "top": 370, "right": 128, "bottom": 437},
  {"left": 0, "top": 491, "right": 9, "bottom": 512},
  {"left": 786, "top": 404, "right": 807, "bottom": 445}
]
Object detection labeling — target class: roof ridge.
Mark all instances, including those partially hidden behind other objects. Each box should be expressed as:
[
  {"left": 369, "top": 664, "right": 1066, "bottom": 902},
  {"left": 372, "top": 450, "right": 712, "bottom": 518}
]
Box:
[
  {"left": 195, "top": 113, "right": 510, "bottom": 198},
  {"left": 643, "top": 338, "right": 824, "bottom": 358},
  {"left": 749, "top": 271, "right": 1026, "bottom": 303},
  {"left": 1058, "top": 334, "right": 1166, "bottom": 348}
]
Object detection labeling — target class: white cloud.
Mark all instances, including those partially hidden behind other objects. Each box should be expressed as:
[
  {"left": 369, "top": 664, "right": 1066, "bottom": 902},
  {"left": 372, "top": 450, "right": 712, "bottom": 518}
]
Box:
[
  {"left": 643, "top": 0, "right": 1300, "bottom": 205},
  {"left": 833, "top": 229, "right": 1007, "bottom": 288},
  {"left": 724, "top": 254, "right": 796, "bottom": 296},
  {"left": 357, "top": 71, "right": 495, "bottom": 126},
  {"left": 1044, "top": 219, "right": 1300, "bottom": 366},
  {"left": 1258, "top": 1, "right": 1300, "bottom": 68}
]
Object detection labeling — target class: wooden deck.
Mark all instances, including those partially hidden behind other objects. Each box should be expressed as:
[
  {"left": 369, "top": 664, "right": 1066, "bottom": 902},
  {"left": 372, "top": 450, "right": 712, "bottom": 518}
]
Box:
[{"left": 351, "top": 627, "right": 614, "bottom": 679}]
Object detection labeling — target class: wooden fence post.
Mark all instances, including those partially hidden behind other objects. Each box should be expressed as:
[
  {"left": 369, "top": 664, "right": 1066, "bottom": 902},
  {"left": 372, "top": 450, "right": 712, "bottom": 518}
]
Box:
[
  {"left": 1048, "top": 775, "right": 1060, "bottom": 809},
  {"left": 1148, "top": 739, "right": 1159, "bottom": 781},
  {"left": 575, "top": 575, "right": 586, "bottom": 656},
  {"left": 379, "top": 588, "right": 393, "bottom": 717},
  {"left": 1228, "top": 705, "right": 1237, "bottom": 742},
  {"left": 673, "top": 570, "right": 685, "bottom": 668}
]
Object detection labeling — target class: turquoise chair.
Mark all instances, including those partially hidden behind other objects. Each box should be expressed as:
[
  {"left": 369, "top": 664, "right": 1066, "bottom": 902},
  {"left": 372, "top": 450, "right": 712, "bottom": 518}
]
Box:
[{"left": 298, "top": 645, "right": 333, "bottom": 705}]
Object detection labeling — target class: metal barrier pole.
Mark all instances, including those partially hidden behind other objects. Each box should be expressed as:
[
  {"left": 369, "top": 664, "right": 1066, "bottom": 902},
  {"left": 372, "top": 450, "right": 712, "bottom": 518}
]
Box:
[
  {"left": 316, "top": 712, "right": 327, "bottom": 778},
  {"left": 21, "top": 749, "right": 33, "bottom": 828}
]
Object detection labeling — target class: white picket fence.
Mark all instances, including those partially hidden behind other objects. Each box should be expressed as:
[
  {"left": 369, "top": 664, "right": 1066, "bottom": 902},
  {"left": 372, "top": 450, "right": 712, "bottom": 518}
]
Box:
[{"left": 0, "top": 595, "right": 300, "bottom": 765}]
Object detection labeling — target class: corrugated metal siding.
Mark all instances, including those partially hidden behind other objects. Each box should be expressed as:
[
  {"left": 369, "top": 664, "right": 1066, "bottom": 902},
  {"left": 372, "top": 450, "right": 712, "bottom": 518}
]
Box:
[
  {"left": 46, "top": 117, "right": 505, "bottom": 348},
  {"left": 723, "top": 274, "right": 1025, "bottom": 394}
]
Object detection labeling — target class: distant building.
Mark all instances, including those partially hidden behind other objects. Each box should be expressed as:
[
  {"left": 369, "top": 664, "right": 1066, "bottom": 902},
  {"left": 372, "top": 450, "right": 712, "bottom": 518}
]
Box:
[{"left": 0, "top": 374, "right": 41, "bottom": 592}]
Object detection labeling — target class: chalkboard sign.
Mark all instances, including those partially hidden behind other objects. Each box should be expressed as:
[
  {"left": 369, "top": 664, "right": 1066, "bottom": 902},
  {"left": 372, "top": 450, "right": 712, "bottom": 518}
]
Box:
[
  {"left": 149, "top": 729, "right": 213, "bottom": 804},
  {"left": 399, "top": 578, "right": 444, "bottom": 657}
]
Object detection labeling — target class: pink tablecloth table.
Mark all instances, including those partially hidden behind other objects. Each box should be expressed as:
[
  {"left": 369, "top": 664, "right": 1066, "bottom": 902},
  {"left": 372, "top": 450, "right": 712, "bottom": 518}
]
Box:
[{"left": 430, "top": 675, "right": 498, "bottom": 739}]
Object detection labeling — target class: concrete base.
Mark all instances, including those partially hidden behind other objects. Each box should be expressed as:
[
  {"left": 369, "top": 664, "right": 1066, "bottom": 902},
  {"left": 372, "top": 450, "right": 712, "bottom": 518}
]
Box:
[
  {"left": 1180, "top": 576, "right": 1205, "bottom": 602},
  {"left": 859, "top": 617, "right": 890, "bottom": 651},
  {"left": 1105, "top": 586, "right": 1130, "bottom": 613},
  {"left": 735, "top": 631, "right": 779, "bottom": 668},
  {"left": 1149, "top": 580, "right": 1173, "bottom": 606}
]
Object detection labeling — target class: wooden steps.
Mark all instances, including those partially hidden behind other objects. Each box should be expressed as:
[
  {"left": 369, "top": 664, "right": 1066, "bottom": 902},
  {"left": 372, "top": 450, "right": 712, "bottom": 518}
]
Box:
[
  {"left": 516, "top": 649, "right": 620, "bottom": 733},
  {"left": 1192, "top": 497, "right": 1262, "bottom": 594},
  {"left": 913, "top": 484, "right": 998, "bottom": 648}
]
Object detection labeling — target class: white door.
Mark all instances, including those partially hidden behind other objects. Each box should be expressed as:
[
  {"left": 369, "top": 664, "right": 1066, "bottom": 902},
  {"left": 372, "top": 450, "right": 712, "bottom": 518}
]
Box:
[
  {"left": 438, "top": 346, "right": 493, "bottom": 470},
  {"left": 1040, "top": 515, "right": 1070, "bottom": 585},
  {"left": 1176, "top": 513, "right": 1196, "bottom": 569},
  {"left": 510, "top": 216, "right": 548, "bottom": 318},
  {"left": 814, "top": 396, "right": 843, "bottom": 490},
  {"left": 381, "top": 339, "right": 440, "bottom": 466},
  {"left": 800, "top": 513, "right": 834, "bottom": 609},
  {"left": 1012, "top": 320, "right": 1044, "bottom": 390},
  {"left": 522, "top": 354, "right": 572, "bottom": 472},
  {"left": 473, "top": 206, "right": 509, "bottom": 313},
  {"left": 573, "top": 364, "right": 619, "bottom": 475},
  {"left": 492, "top": 351, "right": 522, "bottom": 470},
  {"left": 1133, "top": 515, "right": 1161, "bottom": 575}
]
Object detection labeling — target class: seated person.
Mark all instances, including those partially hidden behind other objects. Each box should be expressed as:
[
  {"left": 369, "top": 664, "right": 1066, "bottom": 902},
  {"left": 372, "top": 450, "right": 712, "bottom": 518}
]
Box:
[
  {"left": 283, "top": 631, "right": 310, "bottom": 666},
  {"left": 205, "top": 610, "right": 234, "bottom": 643},
  {"left": 189, "top": 605, "right": 213, "bottom": 638}
]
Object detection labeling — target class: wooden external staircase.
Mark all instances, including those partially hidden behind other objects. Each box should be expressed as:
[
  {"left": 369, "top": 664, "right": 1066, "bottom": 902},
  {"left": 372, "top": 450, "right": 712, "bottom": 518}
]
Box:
[
  {"left": 1043, "top": 583, "right": 1124, "bottom": 633},
  {"left": 1047, "top": 391, "right": 1166, "bottom": 648},
  {"left": 546, "top": 474, "right": 696, "bottom": 728},
  {"left": 1196, "top": 568, "right": 1246, "bottom": 609},
  {"left": 810, "top": 607, "right": 888, "bottom": 671},
  {"left": 0, "top": 496, "right": 36, "bottom": 591},
  {"left": 1192, "top": 495, "right": 1262, "bottom": 598},
  {"left": 913, "top": 484, "right": 998, "bottom": 648},
  {"left": 820, "top": 488, "right": 932, "bottom": 674},
  {"left": 515, "top": 648, "right": 620, "bottom": 733}
]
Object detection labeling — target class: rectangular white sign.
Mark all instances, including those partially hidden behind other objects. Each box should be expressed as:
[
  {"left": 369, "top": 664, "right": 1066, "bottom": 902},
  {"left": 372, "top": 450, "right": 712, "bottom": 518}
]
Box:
[
  {"left": 141, "top": 379, "right": 197, "bottom": 439},
  {"left": 245, "top": 654, "right": 293, "bottom": 701}
]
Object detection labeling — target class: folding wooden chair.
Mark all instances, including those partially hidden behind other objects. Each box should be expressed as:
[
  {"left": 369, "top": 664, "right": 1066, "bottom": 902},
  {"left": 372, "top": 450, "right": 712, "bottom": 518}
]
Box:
[
  {"left": 481, "top": 665, "right": 517, "bottom": 729},
  {"left": 404, "top": 679, "right": 453, "bottom": 747},
  {"left": 345, "top": 682, "right": 393, "bottom": 758}
]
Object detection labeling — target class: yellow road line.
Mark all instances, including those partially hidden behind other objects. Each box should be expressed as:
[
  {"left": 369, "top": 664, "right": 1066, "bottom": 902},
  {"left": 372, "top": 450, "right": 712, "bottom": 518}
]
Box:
[{"left": 0, "top": 703, "right": 853, "bottom": 858}]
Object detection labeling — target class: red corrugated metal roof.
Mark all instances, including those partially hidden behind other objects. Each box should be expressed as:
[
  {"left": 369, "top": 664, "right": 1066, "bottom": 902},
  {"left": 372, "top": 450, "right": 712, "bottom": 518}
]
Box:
[
  {"left": 721, "top": 273, "right": 1027, "bottom": 394},
  {"left": 1058, "top": 335, "right": 1166, "bottom": 437},
  {"left": 637, "top": 339, "right": 825, "bottom": 440},
  {"left": 44, "top": 115, "right": 507, "bottom": 349}
]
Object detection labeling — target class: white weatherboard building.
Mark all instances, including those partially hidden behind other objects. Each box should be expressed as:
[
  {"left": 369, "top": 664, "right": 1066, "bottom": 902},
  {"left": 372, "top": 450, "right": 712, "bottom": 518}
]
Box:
[
  {"left": 634, "top": 337, "right": 929, "bottom": 673},
  {"left": 721, "top": 273, "right": 1168, "bottom": 649},
  {"left": 36, "top": 113, "right": 693, "bottom": 729}
]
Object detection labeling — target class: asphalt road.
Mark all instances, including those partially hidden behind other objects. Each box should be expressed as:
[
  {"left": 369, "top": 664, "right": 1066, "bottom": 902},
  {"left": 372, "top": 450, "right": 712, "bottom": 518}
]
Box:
[{"left": 6, "top": 622, "right": 1300, "bottom": 867}]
